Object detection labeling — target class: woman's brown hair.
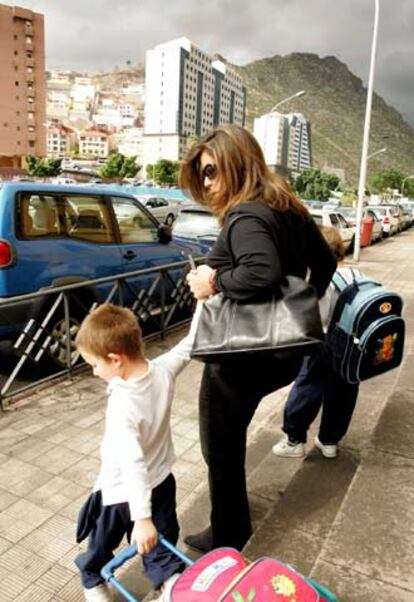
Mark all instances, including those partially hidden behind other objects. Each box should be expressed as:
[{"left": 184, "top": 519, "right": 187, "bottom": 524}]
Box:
[{"left": 179, "top": 124, "right": 309, "bottom": 223}]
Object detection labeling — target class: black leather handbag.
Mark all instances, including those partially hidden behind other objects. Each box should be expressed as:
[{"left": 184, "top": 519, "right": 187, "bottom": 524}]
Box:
[
  {"left": 191, "top": 275, "right": 325, "bottom": 362},
  {"left": 190, "top": 214, "right": 325, "bottom": 362}
]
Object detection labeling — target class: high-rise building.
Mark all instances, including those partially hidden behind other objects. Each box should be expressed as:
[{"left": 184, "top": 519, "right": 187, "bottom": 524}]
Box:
[
  {"left": 144, "top": 37, "right": 246, "bottom": 165},
  {"left": 253, "top": 111, "right": 312, "bottom": 175},
  {"left": 286, "top": 113, "right": 312, "bottom": 172},
  {"left": 0, "top": 4, "right": 46, "bottom": 169}
]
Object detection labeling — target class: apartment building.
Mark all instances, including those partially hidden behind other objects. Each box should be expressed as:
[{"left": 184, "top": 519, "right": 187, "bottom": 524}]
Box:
[
  {"left": 79, "top": 128, "right": 109, "bottom": 158},
  {"left": 254, "top": 111, "right": 312, "bottom": 174},
  {"left": 286, "top": 112, "right": 312, "bottom": 172},
  {"left": 144, "top": 37, "right": 246, "bottom": 165},
  {"left": 0, "top": 4, "right": 46, "bottom": 169},
  {"left": 47, "top": 122, "right": 76, "bottom": 158}
]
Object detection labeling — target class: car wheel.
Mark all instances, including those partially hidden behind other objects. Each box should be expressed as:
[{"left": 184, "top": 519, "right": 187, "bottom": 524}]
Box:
[
  {"left": 46, "top": 313, "right": 82, "bottom": 368},
  {"left": 165, "top": 213, "right": 175, "bottom": 226}
]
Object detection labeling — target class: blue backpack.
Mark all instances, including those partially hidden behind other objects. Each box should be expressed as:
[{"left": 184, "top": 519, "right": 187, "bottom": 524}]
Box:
[{"left": 327, "top": 270, "right": 405, "bottom": 384}]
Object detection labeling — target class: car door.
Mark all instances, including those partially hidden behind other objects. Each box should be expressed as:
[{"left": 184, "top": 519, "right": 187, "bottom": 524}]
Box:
[
  {"left": 110, "top": 196, "right": 187, "bottom": 311},
  {"left": 12, "top": 191, "right": 123, "bottom": 298}
]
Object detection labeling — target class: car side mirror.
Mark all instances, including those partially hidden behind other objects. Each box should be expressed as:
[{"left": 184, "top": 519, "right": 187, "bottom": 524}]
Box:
[{"left": 158, "top": 223, "right": 172, "bottom": 243}]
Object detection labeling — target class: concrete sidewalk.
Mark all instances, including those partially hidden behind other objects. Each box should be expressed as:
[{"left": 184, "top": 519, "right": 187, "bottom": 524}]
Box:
[{"left": 0, "top": 229, "right": 413, "bottom": 601}]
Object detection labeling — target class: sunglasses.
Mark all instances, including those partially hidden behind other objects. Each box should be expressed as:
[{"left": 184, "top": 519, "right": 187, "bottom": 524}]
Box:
[{"left": 201, "top": 163, "right": 218, "bottom": 181}]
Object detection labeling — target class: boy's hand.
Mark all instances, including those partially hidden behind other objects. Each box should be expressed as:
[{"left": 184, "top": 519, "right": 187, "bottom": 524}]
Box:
[{"left": 132, "top": 518, "right": 158, "bottom": 555}]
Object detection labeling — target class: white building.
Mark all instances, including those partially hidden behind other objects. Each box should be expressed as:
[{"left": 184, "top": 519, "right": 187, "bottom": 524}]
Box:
[
  {"left": 143, "top": 37, "right": 246, "bottom": 165},
  {"left": 46, "top": 123, "right": 76, "bottom": 158},
  {"left": 79, "top": 129, "right": 109, "bottom": 159},
  {"left": 70, "top": 77, "right": 96, "bottom": 120},
  {"left": 116, "top": 127, "right": 144, "bottom": 160},
  {"left": 253, "top": 113, "right": 287, "bottom": 169},
  {"left": 254, "top": 111, "right": 312, "bottom": 173}
]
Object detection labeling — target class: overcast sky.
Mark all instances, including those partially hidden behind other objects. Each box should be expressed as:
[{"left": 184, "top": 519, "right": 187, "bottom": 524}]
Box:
[{"left": 12, "top": 0, "right": 414, "bottom": 126}]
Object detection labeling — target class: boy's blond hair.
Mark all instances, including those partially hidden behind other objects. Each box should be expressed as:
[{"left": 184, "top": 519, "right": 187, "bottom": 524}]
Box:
[
  {"left": 75, "top": 303, "right": 144, "bottom": 360},
  {"left": 319, "top": 226, "right": 346, "bottom": 262}
]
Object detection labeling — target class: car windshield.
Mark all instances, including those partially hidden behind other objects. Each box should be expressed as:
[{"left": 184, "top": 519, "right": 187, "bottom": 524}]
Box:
[
  {"left": 370, "top": 207, "right": 386, "bottom": 216},
  {"left": 173, "top": 211, "right": 220, "bottom": 238},
  {"left": 340, "top": 208, "right": 356, "bottom": 218}
]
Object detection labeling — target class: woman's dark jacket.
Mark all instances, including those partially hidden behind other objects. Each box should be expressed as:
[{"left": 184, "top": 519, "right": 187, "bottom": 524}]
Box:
[{"left": 207, "top": 201, "right": 336, "bottom": 301}]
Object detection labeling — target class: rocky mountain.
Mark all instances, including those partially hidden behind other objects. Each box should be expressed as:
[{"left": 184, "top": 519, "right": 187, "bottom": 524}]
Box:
[{"left": 233, "top": 53, "right": 414, "bottom": 184}]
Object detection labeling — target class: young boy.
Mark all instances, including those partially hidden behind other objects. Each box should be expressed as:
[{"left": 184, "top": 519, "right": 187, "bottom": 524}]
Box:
[
  {"left": 272, "top": 226, "right": 360, "bottom": 460},
  {"left": 74, "top": 303, "right": 200, "bottom": 602}
]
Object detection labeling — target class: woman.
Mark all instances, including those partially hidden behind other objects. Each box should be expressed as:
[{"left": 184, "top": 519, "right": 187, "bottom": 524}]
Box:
[{"left": 181, "top": 124, "right": 336, "bottom": 552}]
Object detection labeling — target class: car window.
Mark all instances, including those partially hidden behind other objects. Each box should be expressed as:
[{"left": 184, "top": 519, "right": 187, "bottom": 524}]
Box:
[
  {"left": 144, "top": 198, "right": 157, "bottom": 208},
  {"left": 173, "top": 211, "right": 220, "bottom": 237},
  {"left": 19, "top": 193, "right": 62, "bottom": 238},
  {"left": 329, "top": 213, "right": 339, "bottom": 226},
  {"left": 310, "top": 214, "right": 323, "bottom": 226},
  {"left": 157, "top": 198, "right": 168, "bottom": 207},
  {"left": 112, "top": 197, "right": 158, "bottom": 243},
  {"left": 337, "top": 214, "right": 348, "bottom": 228},
  {"left": 64, "top": 195, "right": 115, "bottom": 243}
]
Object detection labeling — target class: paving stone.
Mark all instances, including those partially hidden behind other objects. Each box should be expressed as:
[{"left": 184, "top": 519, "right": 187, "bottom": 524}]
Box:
[
  {"left": 0, "top": 573, "right": 31, "bottom": 601},
  {"left": 20, "top": 528, "right": 74, "bottom": 562},
  {"left": 0, "top": 490, "right": 19, "bottom": 512},
  {"left": 54, "top": 574, "right": 84, "bottom": 601},
  {"left": 0, "top": 543, "right": 51, "bottom": 581},
  {"left": 0, "top": 512, "right": 37, "bottom": 543},
  {"left": 5, "top": 498, "right": 53, "bottom": 526},
  {"left": 40, "top": 514, "right": 76, "bottom": 543},
  {"left": 6, "top": 437, "right": 56, "bottom": 462},
  {"left": 371, "top": 389, "right": 414, "bottom": 459},
  {"left": 32, "top": 446, "right": 85, "bottom": 475},
  {"left": 13, "top": 583, "right": 55, "bottom": 601},
  {"left": 35, "top": 563, "right": 75, "bottom": 594}
]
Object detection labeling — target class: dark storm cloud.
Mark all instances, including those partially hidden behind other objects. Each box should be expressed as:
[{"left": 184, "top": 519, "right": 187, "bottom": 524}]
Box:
[{"left": 12, "top": 0, "right": 414, "bottom": 125}]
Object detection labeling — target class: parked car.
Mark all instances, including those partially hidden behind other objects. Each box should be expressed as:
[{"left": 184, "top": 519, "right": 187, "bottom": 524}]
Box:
[
  {"left": 172, "top": 205, "right": 220, "bottom": 247},
  {"left": 369, "top": 206, "right": 400, "bottom": 237},
  {"left": 309, "top": 209, "right": 356, "bottom": 252},
  {"left": 0, "top": 183, "right": 211, "bottom": 365},
  {"left": 134, "top": 195, "right": 179, "bottom": 225},
  {"left": 340, "top": 207, "right": 383, "bottom": 243}
]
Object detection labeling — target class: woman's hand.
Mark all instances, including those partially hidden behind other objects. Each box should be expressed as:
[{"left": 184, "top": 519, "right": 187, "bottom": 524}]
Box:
[
  {"left": 131, "top": 517, "right": 158, "bottom": 555},
  {"left": 187, "top": 265, "right": 218, "bottom": 300}
]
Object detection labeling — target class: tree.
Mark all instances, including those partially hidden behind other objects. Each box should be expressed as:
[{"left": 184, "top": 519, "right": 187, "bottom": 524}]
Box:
[
  {"left": 99, "top": 152, "right": 140, "bottom": 179},
  {"left": 370, "top": 169, "right": 404, "bottom": 194},
  {"left": 152, "top": 159, "right": 180, "bottom": 186},
  {"left": 293, "top": 168, "right": 340, "bottom": 201},
  {"left": 26, "top": 156, "right": 62, "bottom": 177}
]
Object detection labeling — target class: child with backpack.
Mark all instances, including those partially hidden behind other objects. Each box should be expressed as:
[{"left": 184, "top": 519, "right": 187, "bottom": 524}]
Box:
[{"left": 272, "top": 226, "right": 360, "bottom": 459}]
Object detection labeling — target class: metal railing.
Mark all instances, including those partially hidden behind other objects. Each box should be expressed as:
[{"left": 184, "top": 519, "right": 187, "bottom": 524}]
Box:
[{"left": 0, "top": 258, "right": 201, "bottom": 409}]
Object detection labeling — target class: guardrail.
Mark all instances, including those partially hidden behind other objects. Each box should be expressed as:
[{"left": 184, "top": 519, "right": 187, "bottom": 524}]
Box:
[{"left": 0, "top": 258, "right": 202, "bottom": 409}]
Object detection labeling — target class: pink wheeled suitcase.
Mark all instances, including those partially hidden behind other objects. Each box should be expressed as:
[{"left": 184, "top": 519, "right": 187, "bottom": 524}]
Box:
[{"left": 101, "top": 535, "right": 338, "bottom": 601}]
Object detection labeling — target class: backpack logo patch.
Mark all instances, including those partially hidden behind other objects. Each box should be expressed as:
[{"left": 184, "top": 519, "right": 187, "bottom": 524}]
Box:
[
  {"left": 373, "top": 333, "right": 398, "bottom": 365},
  {"left": 379, "top": 302, "right": 392, "bottom": 314}
]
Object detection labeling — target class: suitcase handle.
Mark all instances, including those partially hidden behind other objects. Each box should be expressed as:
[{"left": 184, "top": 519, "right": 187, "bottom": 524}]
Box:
[{"left": 101, "top": 534, "right": 193, "bottom": 601}]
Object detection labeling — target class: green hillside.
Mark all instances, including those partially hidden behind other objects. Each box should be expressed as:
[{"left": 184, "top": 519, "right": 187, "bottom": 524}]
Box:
[{"left": 233, "top": 53, "right": 414, "bottom": 184}]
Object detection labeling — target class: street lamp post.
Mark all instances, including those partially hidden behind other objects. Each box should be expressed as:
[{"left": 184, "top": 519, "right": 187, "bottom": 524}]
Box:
[
  {"left": 401, "top": 175, "right": 414, "bottom": 198},
  {"left": 353, "top": 0, "right": 380, "bottom": 262},
  {"left": 267, "top": 90, "right": 306, "bottom": 114}
]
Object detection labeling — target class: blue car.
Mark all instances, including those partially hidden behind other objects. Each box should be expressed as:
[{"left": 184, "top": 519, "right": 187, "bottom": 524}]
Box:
[{"left": 0, "top": 182, "right": 210, "bottom": 365}]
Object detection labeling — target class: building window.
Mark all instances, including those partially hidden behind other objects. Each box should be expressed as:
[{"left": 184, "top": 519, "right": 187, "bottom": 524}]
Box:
[
  {"left": 14, "top": 34, "right": 18, "bottom": 40},
  {"left": 15, "top": 81, "right": 19, "bottom": 87},
  {"left": 29, "top": 141, "right": 35, "bottom": 148}
]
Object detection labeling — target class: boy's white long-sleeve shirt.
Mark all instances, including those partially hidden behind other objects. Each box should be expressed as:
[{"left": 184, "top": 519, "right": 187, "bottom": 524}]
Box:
[{"left": 94, "top": 304, "right": 201, "bottom": 521}]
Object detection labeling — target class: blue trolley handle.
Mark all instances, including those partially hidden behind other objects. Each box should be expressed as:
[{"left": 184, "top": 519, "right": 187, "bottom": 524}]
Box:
[{"left": 101, "top": 534, "right": 193, "bottom": 601}]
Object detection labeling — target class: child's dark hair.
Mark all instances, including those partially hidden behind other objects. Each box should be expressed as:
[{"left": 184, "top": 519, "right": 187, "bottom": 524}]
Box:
[
  {"left": 75, "top": 303, "right": 144, "bottom": 359},
  {"left": 319, "top": 226, "right": 346, "bottom": 261}
]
